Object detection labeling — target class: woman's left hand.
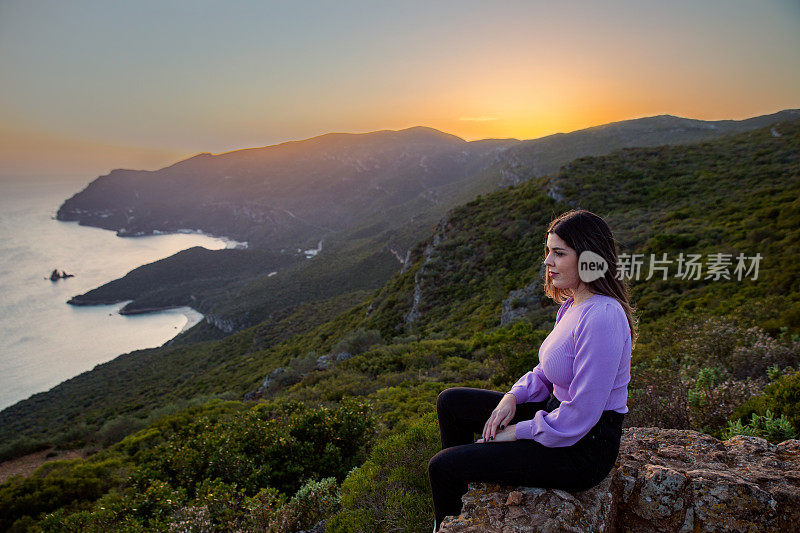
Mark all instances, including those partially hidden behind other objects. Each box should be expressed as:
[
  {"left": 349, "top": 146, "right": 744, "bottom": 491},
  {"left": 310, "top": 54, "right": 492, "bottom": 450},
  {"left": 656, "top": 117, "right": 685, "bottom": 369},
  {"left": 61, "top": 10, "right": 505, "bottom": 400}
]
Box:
[{"left": 475, "top": 424, "right": 517, "bottom": 443}]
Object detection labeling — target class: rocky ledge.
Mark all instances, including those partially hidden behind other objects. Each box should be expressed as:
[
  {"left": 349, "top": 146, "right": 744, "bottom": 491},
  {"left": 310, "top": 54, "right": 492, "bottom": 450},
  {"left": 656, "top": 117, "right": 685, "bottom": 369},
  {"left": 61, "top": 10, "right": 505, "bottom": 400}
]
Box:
[{"left": 439, "top": 427, "right": 800, "bottom": 533}]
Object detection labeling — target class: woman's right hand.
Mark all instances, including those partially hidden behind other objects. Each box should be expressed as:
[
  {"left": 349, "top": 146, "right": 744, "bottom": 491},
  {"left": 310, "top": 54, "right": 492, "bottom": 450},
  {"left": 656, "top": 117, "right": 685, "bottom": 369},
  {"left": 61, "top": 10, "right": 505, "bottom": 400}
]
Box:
[{"left": 480, "top": 393, "right": 517, "bottom": 442}]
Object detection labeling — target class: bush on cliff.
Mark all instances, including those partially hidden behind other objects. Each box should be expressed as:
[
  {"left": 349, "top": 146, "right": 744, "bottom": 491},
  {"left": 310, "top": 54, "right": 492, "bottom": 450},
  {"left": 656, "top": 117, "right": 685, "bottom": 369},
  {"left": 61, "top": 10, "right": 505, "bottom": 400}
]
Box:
[
  {"left": 730, "top": 368, "right": 800, "bottom": 440},
  {"left": 723, "top": 409, "right": 797, "bottom": 442},
  {"left": 1, "top": 396, "right": 376, "bottom": 531},
  {"left": 326, "top": 412, "right": 439, "bottom": 533}
]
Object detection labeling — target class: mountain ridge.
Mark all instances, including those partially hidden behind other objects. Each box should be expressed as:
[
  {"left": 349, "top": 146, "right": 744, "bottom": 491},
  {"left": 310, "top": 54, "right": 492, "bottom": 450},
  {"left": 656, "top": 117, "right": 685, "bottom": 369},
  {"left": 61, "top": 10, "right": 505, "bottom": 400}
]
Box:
[
  {"left": 55, "top": 109, "right": 800, "bottom": 334},
  {"left": 58, "top": 110, "right": 799, "bottom": 248}
]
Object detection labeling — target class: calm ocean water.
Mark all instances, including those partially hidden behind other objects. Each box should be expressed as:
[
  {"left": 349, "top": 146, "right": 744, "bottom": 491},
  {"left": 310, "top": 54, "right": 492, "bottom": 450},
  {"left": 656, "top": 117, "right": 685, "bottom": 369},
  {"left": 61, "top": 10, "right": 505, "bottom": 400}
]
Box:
[{"left": 0, "top": 178, "right": 230, "bottom": 410}]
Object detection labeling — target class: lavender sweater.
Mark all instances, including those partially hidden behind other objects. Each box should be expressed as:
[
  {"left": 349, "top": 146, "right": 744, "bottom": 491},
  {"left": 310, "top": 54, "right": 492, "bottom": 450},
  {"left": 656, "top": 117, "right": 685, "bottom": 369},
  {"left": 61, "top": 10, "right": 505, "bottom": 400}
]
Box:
[{"left": 508, "top": 293, "right": 631, "bottom": 447}]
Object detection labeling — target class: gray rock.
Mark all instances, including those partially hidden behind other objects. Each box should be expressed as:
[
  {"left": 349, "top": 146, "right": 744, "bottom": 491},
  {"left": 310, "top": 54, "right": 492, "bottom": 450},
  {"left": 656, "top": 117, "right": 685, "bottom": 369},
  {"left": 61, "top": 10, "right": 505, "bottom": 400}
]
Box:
[
  {"left": 500, "top": 267, "right": 545, "bottom": 327},
  {"left": 205, "top": 313, "right": 240, "bottom": 333},
  {"left": 297, "top": 518, "right": 327, "bottom": 533},
  {"left": 439, "top": 427, "right": 800, "bottom": 532},
  {"left": 316, "top": 353, "right": 334, "bottom": 370},
  {"left": 242, "top": 391, "right": 261, "bottom": 401},
  {"left": 403, "top": 214, "right": 450, "bottom": 329},
  {"left": 261, "top": 367, "right": 285, "bottom": 390},
  {"left": 335, "top": 352, "right": 353, "bottom": 362}
]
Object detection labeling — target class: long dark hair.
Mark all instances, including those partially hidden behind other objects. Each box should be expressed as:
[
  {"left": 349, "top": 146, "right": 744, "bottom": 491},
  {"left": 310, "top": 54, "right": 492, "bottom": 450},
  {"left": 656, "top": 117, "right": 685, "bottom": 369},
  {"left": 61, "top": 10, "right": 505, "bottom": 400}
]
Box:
[{"left": 543, "top": 209, "right": 639, "bottom": 349}]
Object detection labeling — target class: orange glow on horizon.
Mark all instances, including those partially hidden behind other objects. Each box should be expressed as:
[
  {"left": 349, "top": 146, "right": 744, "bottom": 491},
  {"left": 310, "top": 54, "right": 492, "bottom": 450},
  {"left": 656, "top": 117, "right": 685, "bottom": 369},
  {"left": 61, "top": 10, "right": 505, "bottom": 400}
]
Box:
[{"left": 2, "top": 102, "right": 797, "bottom": 179}]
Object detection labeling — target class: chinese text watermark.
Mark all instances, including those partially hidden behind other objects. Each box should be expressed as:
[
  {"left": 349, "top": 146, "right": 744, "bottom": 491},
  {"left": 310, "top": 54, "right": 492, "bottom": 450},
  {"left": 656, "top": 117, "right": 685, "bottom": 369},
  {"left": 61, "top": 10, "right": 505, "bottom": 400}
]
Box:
[{"left": 578, "top": 252, "right": 762, "bottom": 282}]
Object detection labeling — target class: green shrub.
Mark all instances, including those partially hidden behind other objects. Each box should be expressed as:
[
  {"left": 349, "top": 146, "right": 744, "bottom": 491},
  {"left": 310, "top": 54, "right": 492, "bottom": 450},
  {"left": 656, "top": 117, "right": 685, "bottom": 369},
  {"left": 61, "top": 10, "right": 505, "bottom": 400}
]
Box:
[
  {"left": 626, "top": 366, "right": 690, "bottom": 429},
  {"left": 723, "top": 409, "right": 797, "bottom": 443},
  {"left": 188, "top": 478, "right": 249, "bottom": 530},
  {"left": 0, "top": 457, "right": 126, "bottom": 531},
  {"left": 272, "top": 476, "right": 340, "bottom": 533},
  {"left": 38, "top": 499, "right": 151, "bottom": 533},
  {"left": 731, "top": 368, "right": 800, "bottom": 433},
  {"left": 326, "top": 412, "right": 439, "bottom": 533},
  {"left": 470, "top": 320, "right": 547, "bottom": 385},
  {"left": 241, "top": 486, "right": 288, "bottom": 531},
  {"left": 96, "top": 415, "right": 148, "bottom": 448},
  {"left": 6, "top": 397, "right": 374, "bottom": 531},
  {"left": 129, "top": 396, "right": 376, "bottom": 499},
  {"left": 332, "top": 328, "right": 385, "bottom": 355},
  {"left": 0, "top": 436, "right": 49, "bottom": 463},
  {"left": 38, "top": 479, "right": 288, "bottom": 532},
  {"left": 686, "top": 366, "right": 762, "bottom": 436}
]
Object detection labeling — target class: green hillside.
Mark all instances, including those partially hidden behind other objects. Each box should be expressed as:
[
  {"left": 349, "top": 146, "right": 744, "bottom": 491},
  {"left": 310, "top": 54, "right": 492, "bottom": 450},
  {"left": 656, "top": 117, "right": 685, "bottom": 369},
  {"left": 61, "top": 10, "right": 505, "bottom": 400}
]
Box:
[{"left": 2, "top": 118, "right": 799, "bottom": 532}]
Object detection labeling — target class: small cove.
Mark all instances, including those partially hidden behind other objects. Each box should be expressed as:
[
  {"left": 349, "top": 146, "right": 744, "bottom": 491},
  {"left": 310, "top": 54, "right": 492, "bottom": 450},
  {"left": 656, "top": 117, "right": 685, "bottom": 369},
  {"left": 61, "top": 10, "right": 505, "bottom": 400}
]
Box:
[{"left": 0, "top": 178, "right": 229, "bottom": 410}]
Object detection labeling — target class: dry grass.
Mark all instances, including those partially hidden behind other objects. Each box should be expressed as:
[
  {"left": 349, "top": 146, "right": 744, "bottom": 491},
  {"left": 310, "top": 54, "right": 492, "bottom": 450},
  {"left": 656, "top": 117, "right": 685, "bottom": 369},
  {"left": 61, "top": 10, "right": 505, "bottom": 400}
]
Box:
[{"left": 0, "top": 447, "right": 91, "bottom": 483}]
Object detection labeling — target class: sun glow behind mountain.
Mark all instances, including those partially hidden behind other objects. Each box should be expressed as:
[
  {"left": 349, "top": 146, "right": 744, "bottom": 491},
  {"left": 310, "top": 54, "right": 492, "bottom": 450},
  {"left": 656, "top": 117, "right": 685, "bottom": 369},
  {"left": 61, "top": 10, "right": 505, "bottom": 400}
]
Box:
[{"left": 0, "top": 0, "right": 798, "bottom": 178}]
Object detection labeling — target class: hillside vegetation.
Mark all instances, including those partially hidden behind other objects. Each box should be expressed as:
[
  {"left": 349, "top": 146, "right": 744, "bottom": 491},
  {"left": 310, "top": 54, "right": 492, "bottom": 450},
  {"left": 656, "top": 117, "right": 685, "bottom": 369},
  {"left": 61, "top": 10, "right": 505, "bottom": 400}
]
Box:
[{"left": 1, "top": 118, "right": 799, "bottom": 532}]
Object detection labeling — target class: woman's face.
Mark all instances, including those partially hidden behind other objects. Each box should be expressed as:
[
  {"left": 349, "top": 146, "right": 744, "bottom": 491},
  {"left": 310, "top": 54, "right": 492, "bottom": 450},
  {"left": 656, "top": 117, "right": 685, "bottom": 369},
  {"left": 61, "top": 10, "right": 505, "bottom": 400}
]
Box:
[{"left": 544, "top": 232, "right": 584, "bottom": 292}]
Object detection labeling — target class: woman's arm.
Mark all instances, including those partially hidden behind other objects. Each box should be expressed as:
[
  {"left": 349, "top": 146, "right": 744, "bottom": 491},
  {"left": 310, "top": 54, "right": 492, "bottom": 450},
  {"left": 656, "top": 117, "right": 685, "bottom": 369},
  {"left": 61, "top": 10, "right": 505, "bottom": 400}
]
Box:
[
  {"left": 514, "top": 302, "right": 628, "bottom": 447},
  {"left": 506, "top": 364, "right": 553, "bottom": 405}
]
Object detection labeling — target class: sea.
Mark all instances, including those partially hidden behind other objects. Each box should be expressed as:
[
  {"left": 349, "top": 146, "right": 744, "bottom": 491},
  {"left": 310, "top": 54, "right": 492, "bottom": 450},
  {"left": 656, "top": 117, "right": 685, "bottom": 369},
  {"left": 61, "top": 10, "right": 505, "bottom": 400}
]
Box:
[{"left": 0, "top": 177, "right": 235, "bottom": 411}]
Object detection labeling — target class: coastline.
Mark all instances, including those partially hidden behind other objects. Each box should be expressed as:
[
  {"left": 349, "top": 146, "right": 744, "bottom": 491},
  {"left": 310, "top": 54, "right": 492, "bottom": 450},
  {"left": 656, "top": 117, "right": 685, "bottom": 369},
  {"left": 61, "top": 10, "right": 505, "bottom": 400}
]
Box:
[
  {"left": 0, "top": 303, "right": 205, "bottom": 412},
  {"left": 154, "top": 229, "right": 248, "bottom": 250},
  {"left": 121, "top": 304, "right": 204, "bottom": 333},
  {"left": 179, "top": 308, "right": 204, "bottom": 333},
  {"left": 88, "top": 299, "right": 204, "bottom": 332},
  {"left": 0, "top": 181, "right": 231, "bottom": 411},
  {"left": 64, "top": 226, "right": 246, "bottom": 310},
  {"left": 120, "top": 303, "right": 205, "bottom": 333}
]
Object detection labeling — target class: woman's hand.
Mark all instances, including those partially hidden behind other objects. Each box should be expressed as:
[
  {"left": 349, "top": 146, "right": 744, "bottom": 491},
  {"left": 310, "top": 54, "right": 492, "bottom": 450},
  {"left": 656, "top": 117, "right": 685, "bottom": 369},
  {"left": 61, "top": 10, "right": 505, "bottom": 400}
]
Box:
[
  {"left": 475, "top": 424, "right": 517, "bottom": 443},
  {"left": 476, "top": 393, "right": 518, "bottom": 443}
]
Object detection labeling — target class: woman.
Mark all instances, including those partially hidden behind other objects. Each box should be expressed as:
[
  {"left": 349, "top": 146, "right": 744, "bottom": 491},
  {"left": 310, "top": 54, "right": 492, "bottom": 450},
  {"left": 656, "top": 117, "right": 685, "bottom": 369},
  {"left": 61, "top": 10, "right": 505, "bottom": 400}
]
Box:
[{"left": 427, "top": 209, "right": 637, "bottom": 532}]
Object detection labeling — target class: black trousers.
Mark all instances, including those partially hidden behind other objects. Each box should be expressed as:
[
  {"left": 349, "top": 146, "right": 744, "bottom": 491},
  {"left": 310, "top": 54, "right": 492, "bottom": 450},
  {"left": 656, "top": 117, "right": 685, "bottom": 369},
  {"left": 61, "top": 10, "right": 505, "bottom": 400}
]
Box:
[{"left": 428, "top": 387, "right": 624, "bottom": 531}]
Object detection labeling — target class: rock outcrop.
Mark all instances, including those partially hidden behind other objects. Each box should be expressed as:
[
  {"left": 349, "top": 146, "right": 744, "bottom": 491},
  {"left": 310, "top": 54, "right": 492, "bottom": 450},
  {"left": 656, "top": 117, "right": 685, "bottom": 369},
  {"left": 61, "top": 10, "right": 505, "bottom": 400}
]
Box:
[
  {"left": 500, "top": 264, "right": 546, "bottom": 327},
  {"left": 48, "top": 269, "right": 74, "bottom": 281},
  {"left": 401, "top": 214, "right": 451, "bottom": 331},
  {"left": 205, "top": 313, "right": 244, "bottom": 334},
  {"left": 439, "top": 427, "right": 800, "bottom": 532},
  {"left": 243, "top": 351, "right": 356, "bottom": 401}
]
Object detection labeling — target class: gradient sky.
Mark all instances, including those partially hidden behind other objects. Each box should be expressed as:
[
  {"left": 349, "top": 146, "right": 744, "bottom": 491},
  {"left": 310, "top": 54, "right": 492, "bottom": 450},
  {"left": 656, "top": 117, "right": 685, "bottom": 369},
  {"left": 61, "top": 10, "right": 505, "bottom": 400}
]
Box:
[{"left": 1, "top": 0, "right": 798, "bottom": 179}]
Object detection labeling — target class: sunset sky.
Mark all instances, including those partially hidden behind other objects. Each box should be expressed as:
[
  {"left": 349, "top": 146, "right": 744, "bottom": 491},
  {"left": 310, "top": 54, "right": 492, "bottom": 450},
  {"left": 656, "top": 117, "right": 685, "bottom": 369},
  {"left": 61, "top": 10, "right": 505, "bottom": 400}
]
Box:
[{"left": 1, "top": 0, "right": 798, "bottom": 180}]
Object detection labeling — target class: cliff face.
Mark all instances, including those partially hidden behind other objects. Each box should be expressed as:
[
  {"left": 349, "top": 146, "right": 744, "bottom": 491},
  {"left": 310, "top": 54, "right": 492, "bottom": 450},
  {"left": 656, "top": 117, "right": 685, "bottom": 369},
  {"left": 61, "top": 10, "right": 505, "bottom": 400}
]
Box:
[{"left": 439, "top": 427, "right": 800, "bottom": 533}]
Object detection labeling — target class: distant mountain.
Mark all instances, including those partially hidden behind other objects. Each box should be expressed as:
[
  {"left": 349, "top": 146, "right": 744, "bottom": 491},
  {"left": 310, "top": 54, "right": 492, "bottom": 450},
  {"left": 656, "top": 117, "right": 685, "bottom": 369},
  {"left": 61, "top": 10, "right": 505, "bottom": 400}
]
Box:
[
  {"left": 55, "top": 110, "right": 800, "bottom": 334},
  {"left": 493, "top": 109, "right": 800, "bottom": 187},
  {"left": 57, "top": 126, "right": 517, "bottom": 249},
  {"left": 57, "top": 110, "right": 800, "bottom": 252}
]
